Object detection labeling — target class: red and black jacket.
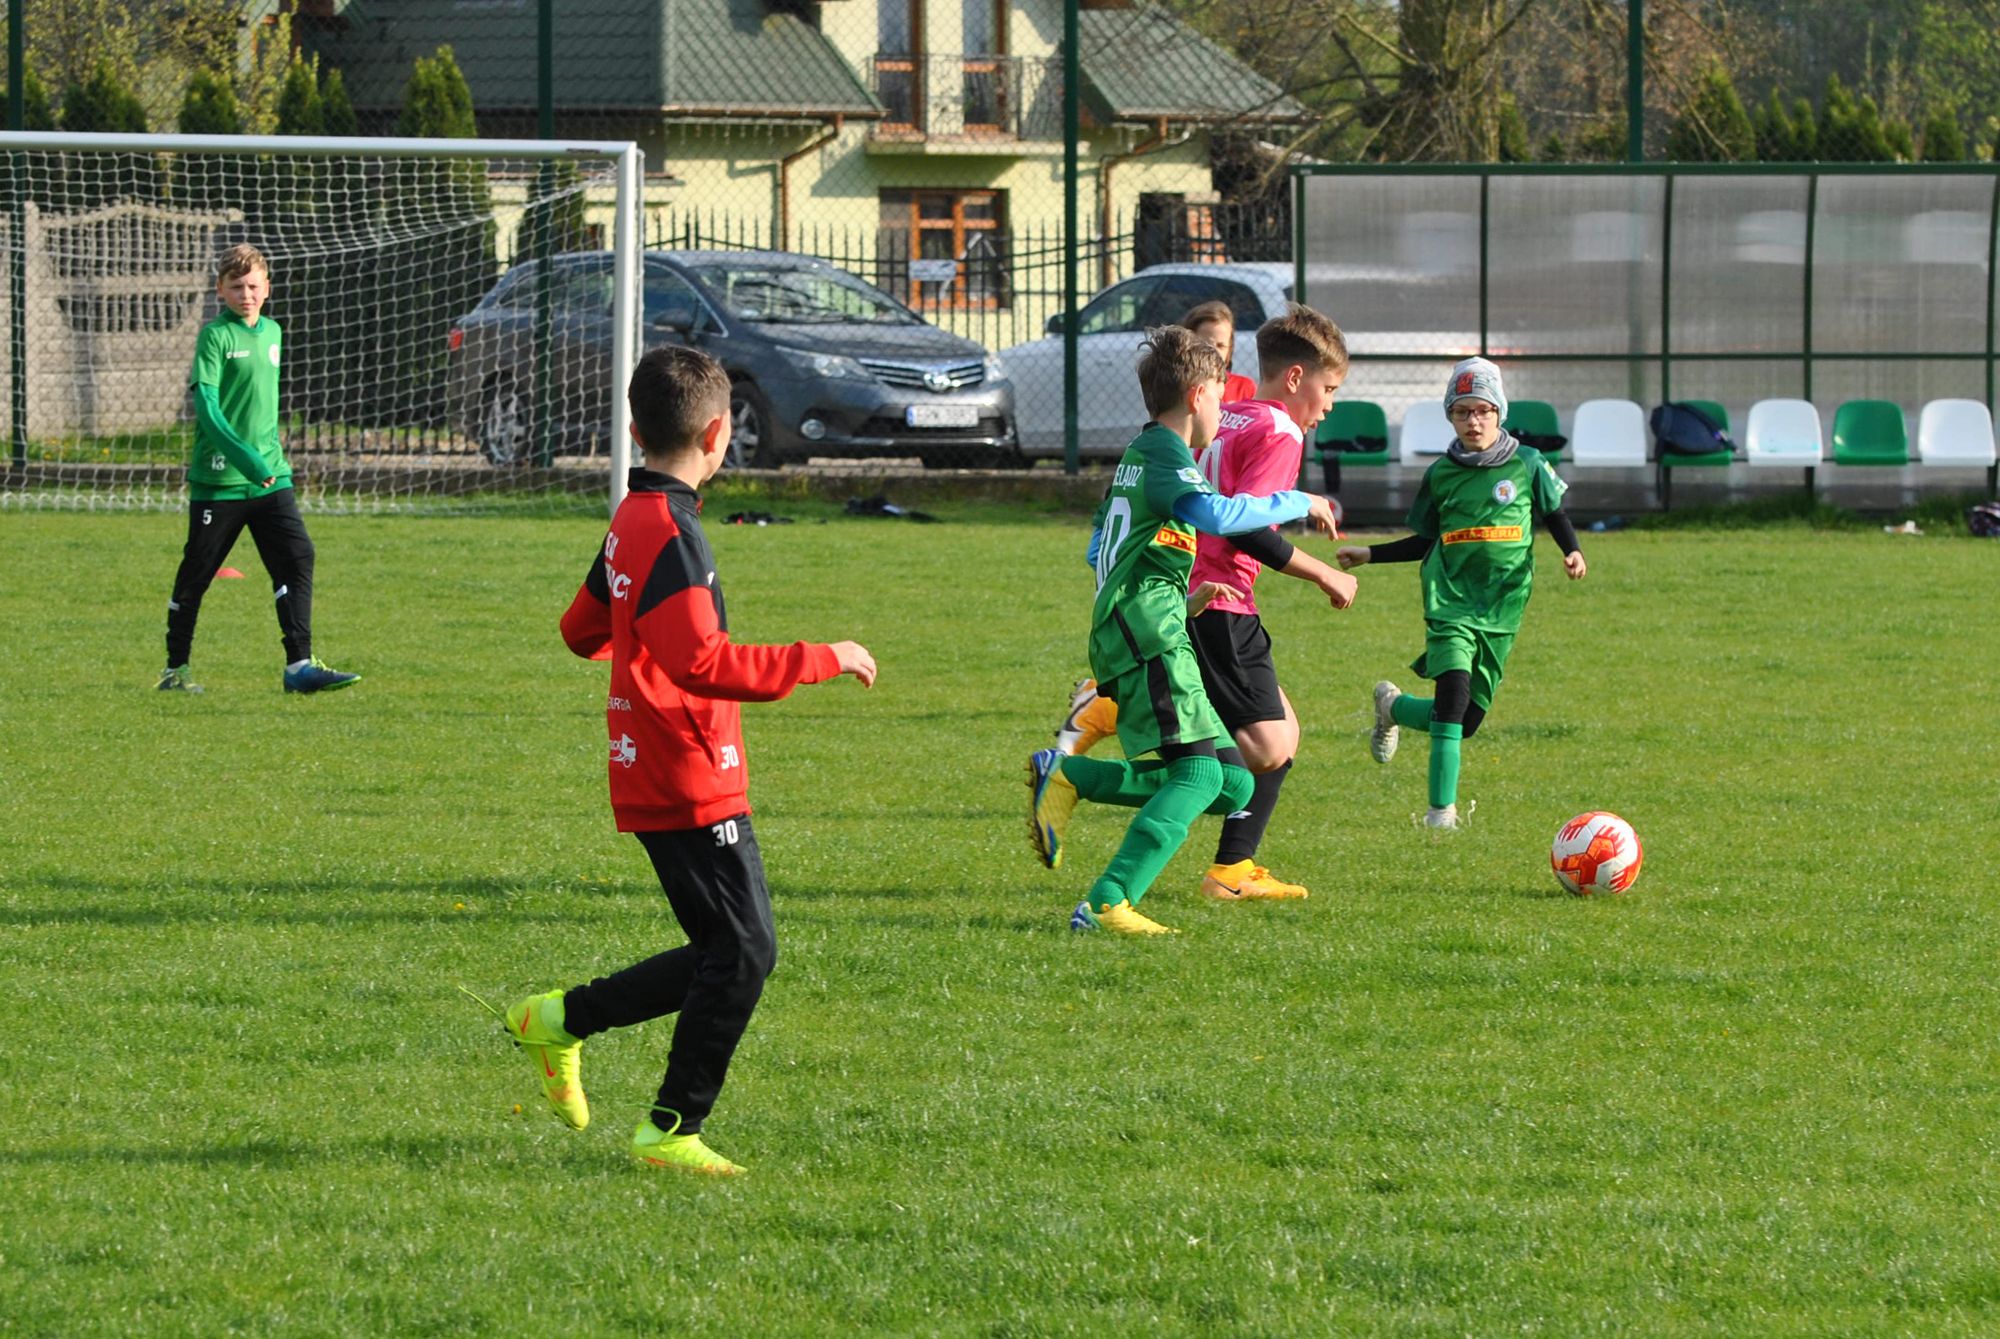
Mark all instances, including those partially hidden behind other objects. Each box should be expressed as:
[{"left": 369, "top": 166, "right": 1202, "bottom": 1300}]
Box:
[{"left": 561, "top": 467, "right": 839, "bottom": 831}]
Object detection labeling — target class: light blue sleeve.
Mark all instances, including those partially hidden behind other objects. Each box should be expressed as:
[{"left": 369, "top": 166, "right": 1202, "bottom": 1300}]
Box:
[
  {"left": 1085, "top": 527, "right": 1103, "bottom": 569},
  {"left": 1172, "top": 489, "right": 1312, "bottom": 536}
]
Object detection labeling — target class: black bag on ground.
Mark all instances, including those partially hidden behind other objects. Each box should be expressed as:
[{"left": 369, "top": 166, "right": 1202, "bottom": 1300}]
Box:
[
  {"left": 1650, "top": 401, "right": 1736, "bottom": 459},
  {"left": 1969, "top": 501, "right": 2000, "bottom": 537}
]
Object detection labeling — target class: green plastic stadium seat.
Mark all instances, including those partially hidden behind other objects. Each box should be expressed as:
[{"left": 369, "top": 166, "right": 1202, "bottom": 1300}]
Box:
[
  {"left": 1656, "top": 399, "right": 1734, "bottom": 511},
  {"left": 1502, "top": 399, "right": 1565, "bottom": 459},
  {"left": 1831, "top": 399, "right": 1910, "bottom": 466},
  {"left": 1316, "top": 399, "right": 1390, "bottom": 492}
]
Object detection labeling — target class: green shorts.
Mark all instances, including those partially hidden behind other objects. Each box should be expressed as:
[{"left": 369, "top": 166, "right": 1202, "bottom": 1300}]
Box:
[
  {"left": 1096, "top": 643, "right": 1225, "bottom": 758},
  {"left": 1411, "top": 620, "right": 1515, "bottom": 711}
]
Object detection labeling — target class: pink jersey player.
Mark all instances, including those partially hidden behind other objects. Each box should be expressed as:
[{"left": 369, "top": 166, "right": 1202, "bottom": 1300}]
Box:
[{"left": 1188, "top": 399, "right": 1309, "bottom": 615}]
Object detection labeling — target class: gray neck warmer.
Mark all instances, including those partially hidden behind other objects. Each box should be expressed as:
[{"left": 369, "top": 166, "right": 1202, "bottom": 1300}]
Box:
[{"left": 1446, "top": 428, "right": 1520, "bottom": 468}]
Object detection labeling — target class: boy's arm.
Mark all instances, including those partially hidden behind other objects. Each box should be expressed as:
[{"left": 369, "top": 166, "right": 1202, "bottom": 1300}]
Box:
[
  {"left": 560, "top": 549, "right": 614, "bottom": 660},
  {"left": 191, "top": 383, "right": 273, "bottom": 484},
  {"left": 1170, "top": 488, "right": 1314, "bottom": 536},
  {"left": 633, "top": 531, "right": 840, "bottom": 701}
]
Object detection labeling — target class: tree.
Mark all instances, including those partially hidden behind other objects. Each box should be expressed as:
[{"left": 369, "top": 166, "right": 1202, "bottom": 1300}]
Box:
[
  {"left": 1789, "top": 97, "right": 1820, "bottom": 160},
  {"left": 321, "top": 68, "right": 357, "bottom": 138},
  {"left": 177, "top": 68, "right": 241, "bottom": 136},
  {"left": 1497, "top": 94, "right": 1532, "bottom": 163},
  {"left": 398, "top": 44, "right": 479, "bottom": 140},
  {"left": 1667, "top": 65, "right": 1755, "bottom": 162},
  {"left": 275, "top": 58, "right": 324, "bottom": 137},
  {"left": 60, "top": 58, "right": 146, "bottom": 134},
  {"left": 12, "top": 63, "right": 56, "bottom": 131},
  {"left": 1753, "top": 90, "right": 1792, "bottom": 161}
]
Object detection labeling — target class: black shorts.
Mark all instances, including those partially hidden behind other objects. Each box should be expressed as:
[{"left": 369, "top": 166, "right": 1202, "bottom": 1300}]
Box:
[{"left": 1187, "top": 609, "right": 1285, "bottom": 733}]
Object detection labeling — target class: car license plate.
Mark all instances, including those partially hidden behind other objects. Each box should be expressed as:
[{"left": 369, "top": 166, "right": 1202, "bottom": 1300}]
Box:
[{"left": 905, "top": 403, "right": 979, "bottom": 429}]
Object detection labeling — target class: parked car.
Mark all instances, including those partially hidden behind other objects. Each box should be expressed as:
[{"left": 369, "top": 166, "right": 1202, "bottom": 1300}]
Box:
[
  {"left": 448, "top": 249, "right": 1018, "bottom": 468},
  {"left": 998, "top": 262, "right": 1293, "bottom": 460}
]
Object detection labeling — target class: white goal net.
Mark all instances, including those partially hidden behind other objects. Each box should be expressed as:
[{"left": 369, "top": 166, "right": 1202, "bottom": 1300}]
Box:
[{"left": 0, "top": 131, "right": 643, "bottom": 514}]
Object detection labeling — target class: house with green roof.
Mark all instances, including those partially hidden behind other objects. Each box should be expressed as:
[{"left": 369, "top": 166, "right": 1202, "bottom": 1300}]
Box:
[{"left": 298, "top": 0, "right": 1302, "bottom": 334}]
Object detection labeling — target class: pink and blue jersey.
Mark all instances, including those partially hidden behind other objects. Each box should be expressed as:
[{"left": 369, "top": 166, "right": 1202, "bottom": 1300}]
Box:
[{"left": 1188, "top": 399, "right": 1307, "bottom": 616}]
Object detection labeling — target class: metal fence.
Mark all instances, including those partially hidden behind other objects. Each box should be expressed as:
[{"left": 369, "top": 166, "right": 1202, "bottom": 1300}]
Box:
[{"left": 1294, "top": 162, "right": 2000, "bottom": 445}]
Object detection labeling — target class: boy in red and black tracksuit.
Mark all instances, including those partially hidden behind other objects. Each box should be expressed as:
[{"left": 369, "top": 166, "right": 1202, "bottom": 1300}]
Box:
[{"left": 498, "top": 346, "right": 875, "bottom": 1176}]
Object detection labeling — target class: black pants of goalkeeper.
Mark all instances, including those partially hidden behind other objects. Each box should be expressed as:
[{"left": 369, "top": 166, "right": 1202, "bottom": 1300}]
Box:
[
  {"left": 165, "top": 488, "right": 316, "bottom": 667},
  {"left": 559, "top": 818, "right": 778, "bottom": 1135}
]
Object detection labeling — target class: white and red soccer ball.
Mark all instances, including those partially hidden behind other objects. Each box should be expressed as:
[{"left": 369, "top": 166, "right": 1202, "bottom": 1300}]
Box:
[{"left": 1551, "top": 811, "right": 1643, "bottom": 896}]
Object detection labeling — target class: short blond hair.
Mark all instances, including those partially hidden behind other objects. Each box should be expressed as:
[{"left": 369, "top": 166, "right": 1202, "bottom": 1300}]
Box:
[
  {"left": 1137, "top": 324, "right": 1226, "bottom": 418},
  {"left": 216, "top": 243, "right": 269, "bottom": 284},
  {"left": 1256, "top": 303, "right": 1347, "bottom": 379}
]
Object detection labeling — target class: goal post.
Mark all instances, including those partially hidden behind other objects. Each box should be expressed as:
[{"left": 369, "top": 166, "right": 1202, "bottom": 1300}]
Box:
[{"left": 0, "top": 130, "right": 645, "bottom": 515}]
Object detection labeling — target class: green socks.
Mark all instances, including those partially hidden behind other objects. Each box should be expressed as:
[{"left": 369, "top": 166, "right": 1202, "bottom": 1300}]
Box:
[
  {"left": 1391, "top": 693, "right": 1434, "bottom": 730},
  {"left": 1087, "top": 754, "right": 1225, "bottom": 912},
  {"left": 1428, "top": 721, "right": 1462, "bottom": 809}
]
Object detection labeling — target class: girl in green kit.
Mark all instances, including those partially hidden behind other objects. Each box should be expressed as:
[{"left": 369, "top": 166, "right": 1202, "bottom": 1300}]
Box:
[{"left": 1336, "top": 358, "right": 1586, "bottom": 829}]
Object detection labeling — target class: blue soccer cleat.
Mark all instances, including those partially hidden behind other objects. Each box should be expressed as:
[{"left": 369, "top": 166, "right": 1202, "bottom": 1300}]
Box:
[
  {"left": 283, "top": 657, "right": 360, "bottom": 694},
  {"left": 1027, "top": 747, "right": 1079, "bottom": 870}
]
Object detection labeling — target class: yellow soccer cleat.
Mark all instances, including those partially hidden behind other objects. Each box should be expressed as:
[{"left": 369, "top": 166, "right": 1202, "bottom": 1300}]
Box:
[
  {"left": 632, "top": 1118, "right": 745, "bottom": 1176},
  {"left": 1200, "top": 860, "right": 1309, "bottom": 901},
  {"left": 1055, "top": 678, "right": 1119, "bottom": 755},
  {"left": 1028, "top": 747, "right": 1080, "bottom": 869},
  {"left": 503, "top": 990, "right": 589, "bottom": 1130},
  {"left": 1071, "top": 898, "right": 1178, "bottom": 935}
]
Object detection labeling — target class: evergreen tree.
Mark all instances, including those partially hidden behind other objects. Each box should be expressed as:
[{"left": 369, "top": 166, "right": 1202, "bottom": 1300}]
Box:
[
  {"left": 1538, "top": 131, "right": 1566, "bottom": 163},
  {"left": 1790, "top": 97, "right": 1819, "bottom": 160},
  {"left": 275, "top": 59, "right": 324, "bottom": 137},
  {"left": 1496, "top": 94, "right": 1531, "bottom": 164},
  {"left": 177, "top": 68, "right": 241, "bottom": 136},
  {"left": 1667, "top": 66, "right": 1755, "bottom": 162},
  {"left": 14, "top": 64, "right": 55, "bottom": 131},
  {"left": 321, "top": 68, "right": 358, "bottom": 138},
  {"left": 1754, "top": 90, "right": 1793, "bottom": 161},
  {"left": 59, "top": 60, "right": 153, "bottom": 202}
]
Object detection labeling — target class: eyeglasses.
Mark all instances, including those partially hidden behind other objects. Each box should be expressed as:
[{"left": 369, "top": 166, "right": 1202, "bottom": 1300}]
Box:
[{"left": 1449, "top": 404, "right": 1499, "bottom": 422}]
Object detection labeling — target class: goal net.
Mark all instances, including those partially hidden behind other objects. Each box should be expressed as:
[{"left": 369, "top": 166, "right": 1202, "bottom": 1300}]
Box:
[{"left": 0, "top": 131, "right": 643, "bottom": 515}]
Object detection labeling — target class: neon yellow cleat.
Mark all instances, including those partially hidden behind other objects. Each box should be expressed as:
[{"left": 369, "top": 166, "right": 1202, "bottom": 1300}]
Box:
[
  {"left": 1055, "top": 678, "right": 1119, "bottom": 755},
  {"left": 1201, "top": 860, "right": 1309, "bottom": 901},
  {"left": 632, "top": 1118, "right": 745, "bottom": 1176},
  {"left": 1027, "top": 747, "right": 1079, "bottom": 870},
  {"left": 1071, "top": 898, "right": 1178, "bottom": 935},
  {"left": 504, "top": 990, "right": 589, "bottom": 1130}
]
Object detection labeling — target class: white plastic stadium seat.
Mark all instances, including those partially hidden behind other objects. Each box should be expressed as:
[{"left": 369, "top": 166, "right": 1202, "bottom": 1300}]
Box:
[
  {"left": 1743, "top": 399, "right": 1824, "bottom": 468},
  {"left": 1568, "top": 399, "right": 1649, "bottom": 467},
  {"left": 1399, "top": 400, "right": 1454, "bottom": 465},
  {"left": 1917, "top": 398, "right": 1999, "bottom": 492}
]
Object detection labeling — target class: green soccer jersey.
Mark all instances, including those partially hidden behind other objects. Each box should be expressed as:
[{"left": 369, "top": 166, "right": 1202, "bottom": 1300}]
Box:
[
  {"left": 188, "top": 311, "right": 290, "bottom": 500},
  {"left": 1087, "top": 423, "right": 1215, "bottom": 680},
  {"left": 1406, "top": 446, "right": 1567, "bottom": 633}
]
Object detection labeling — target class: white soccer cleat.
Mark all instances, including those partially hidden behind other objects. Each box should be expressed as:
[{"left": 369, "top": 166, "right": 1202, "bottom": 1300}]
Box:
[
  {"left": 1370, "top": 680, "right": 1402, "bottom": 764},
  {"left": 1423, "top": 804, "right": 1458, "bottom": 830}
]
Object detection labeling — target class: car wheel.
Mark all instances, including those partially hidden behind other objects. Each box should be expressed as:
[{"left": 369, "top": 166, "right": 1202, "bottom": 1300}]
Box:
[
  {"left": 728, "top": 380, "right": 780, "bottom": 468},
  {"left": 478, "top": 380, "right": 533, "bottom": 467}
]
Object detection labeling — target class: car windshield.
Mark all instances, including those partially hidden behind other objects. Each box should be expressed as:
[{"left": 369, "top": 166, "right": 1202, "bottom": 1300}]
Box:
[{"left": 687, "top": 262, "right": 918, "bottom": 325}]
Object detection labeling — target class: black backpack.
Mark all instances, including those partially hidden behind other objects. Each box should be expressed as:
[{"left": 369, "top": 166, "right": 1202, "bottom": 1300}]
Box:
[
  {"left": 1969, "top": 500, "right": 2000, "bottom": 537},
  {"left": 1650, "top": 401, "right": 1735, "bottom": 459}
]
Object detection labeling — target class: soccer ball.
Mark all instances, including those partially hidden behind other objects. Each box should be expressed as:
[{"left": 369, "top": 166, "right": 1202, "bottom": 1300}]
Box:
[{"left": 1550, "top": 811, "right": 1643, "bottom": 896}]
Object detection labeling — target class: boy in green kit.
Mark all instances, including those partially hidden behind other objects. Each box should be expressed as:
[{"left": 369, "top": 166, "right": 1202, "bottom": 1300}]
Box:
[
  {"left": 1336, "top": 358, "right": 1585, "bottom": 829},
  {"left": 1027, "top": 327, "right": 1338, "bottom": 933},
  {"left": 159, "top": 245, "right": 358, "bottom": 695}
]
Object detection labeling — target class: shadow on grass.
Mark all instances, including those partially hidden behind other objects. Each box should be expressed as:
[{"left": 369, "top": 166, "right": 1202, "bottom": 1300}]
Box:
[{"left": 0, "top": 1133, "right": 464, "bottom": 1169}]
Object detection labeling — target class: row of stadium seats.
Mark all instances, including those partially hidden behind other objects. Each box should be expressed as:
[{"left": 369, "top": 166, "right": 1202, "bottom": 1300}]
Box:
[{"left": 1317, "top": 397, "right": 2000, "bottom": 506}]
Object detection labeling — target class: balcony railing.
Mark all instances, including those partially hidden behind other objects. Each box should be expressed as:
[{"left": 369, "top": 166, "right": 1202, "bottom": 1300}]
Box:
[{"left": 869, "top": 54, "right": 1062, "bottom": 142}]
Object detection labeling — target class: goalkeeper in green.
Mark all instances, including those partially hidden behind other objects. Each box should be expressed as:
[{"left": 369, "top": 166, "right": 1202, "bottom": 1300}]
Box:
[{"left": 1027, "top": 326, "right": 1338, "bottom": 934}]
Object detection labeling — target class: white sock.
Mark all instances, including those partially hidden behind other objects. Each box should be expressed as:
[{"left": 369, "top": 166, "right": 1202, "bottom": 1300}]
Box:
[{"left": 286, "top": 659, "right": 309, "bottom": 672}]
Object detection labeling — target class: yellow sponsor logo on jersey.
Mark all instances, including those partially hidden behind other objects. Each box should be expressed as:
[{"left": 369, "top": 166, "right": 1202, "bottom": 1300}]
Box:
[
  {"left": 1440, "top": 525, "right": 1524, "bottom": 544},
  {"left": 1152, "top": 526, "right": 1196, "bottom": 553}
]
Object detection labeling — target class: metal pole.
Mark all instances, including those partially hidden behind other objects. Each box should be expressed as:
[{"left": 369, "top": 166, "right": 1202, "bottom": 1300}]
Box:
[
  {"left": 1291, "top": 168, "right": 1305, "bottom": 303},
  {"left": 532, "top": 0, "right": 555, "bottom": 468},
  {"left": 1061, "top": 0, "right": 1079, "bottom": 475},
  {"left": 9, "top": 0, "right": 26, "bottom": 468},
  {"left": 1986, "top": 173, "right": 1998, "bottom": 412},
  {"left": 609, "top": 144, "right": 639, "bottom": 513},
  {"left": 1627, "top": 0, "right": 1644, "bottom": 163}
]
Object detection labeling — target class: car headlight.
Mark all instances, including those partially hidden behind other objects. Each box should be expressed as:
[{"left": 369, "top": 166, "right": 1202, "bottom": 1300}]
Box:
[{"left": 788, "top": 349, "right": 867, "bottom": 380}]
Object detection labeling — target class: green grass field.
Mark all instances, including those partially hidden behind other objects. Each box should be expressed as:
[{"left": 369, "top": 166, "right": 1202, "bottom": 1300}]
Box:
[{"left": 3, "top": 503, "right": 1997, "bottom": 1337}]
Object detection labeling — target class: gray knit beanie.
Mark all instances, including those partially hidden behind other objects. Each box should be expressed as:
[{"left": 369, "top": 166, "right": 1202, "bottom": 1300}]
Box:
[{"left": 1444, "top": 356, "right": 1507, "bottom": 422}]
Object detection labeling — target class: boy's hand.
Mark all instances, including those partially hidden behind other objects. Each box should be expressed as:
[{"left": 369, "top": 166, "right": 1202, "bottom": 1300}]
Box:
[
  {"left": 1304, "top": 494, "right": 1341, "bottom": 539},
  {"left": 1335, "top": 545, "right": 1370, "bottom": 570},
  {"left": 1186, "top": 581, "right": 1245, "bottom": 616},
  {"left": 261, "top": 477, "right": 276, "bottom": 488},
  {"left": 1563, "top": 551, "right": 1587, "bottom": 580},
  {"left": 1318, "top": 567, "right": 1358, "bottom": 609},
  {"left": 831, "top": 640, "right": 876, "bottom": 687}
]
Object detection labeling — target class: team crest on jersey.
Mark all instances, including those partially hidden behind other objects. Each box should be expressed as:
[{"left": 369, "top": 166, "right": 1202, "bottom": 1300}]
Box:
[
  {"left": 1177, "top": 467, "right": 1206, "bottom": 487},
  {"left": 1492, "top": 477, "right": 1517, "bottom": 504}
]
